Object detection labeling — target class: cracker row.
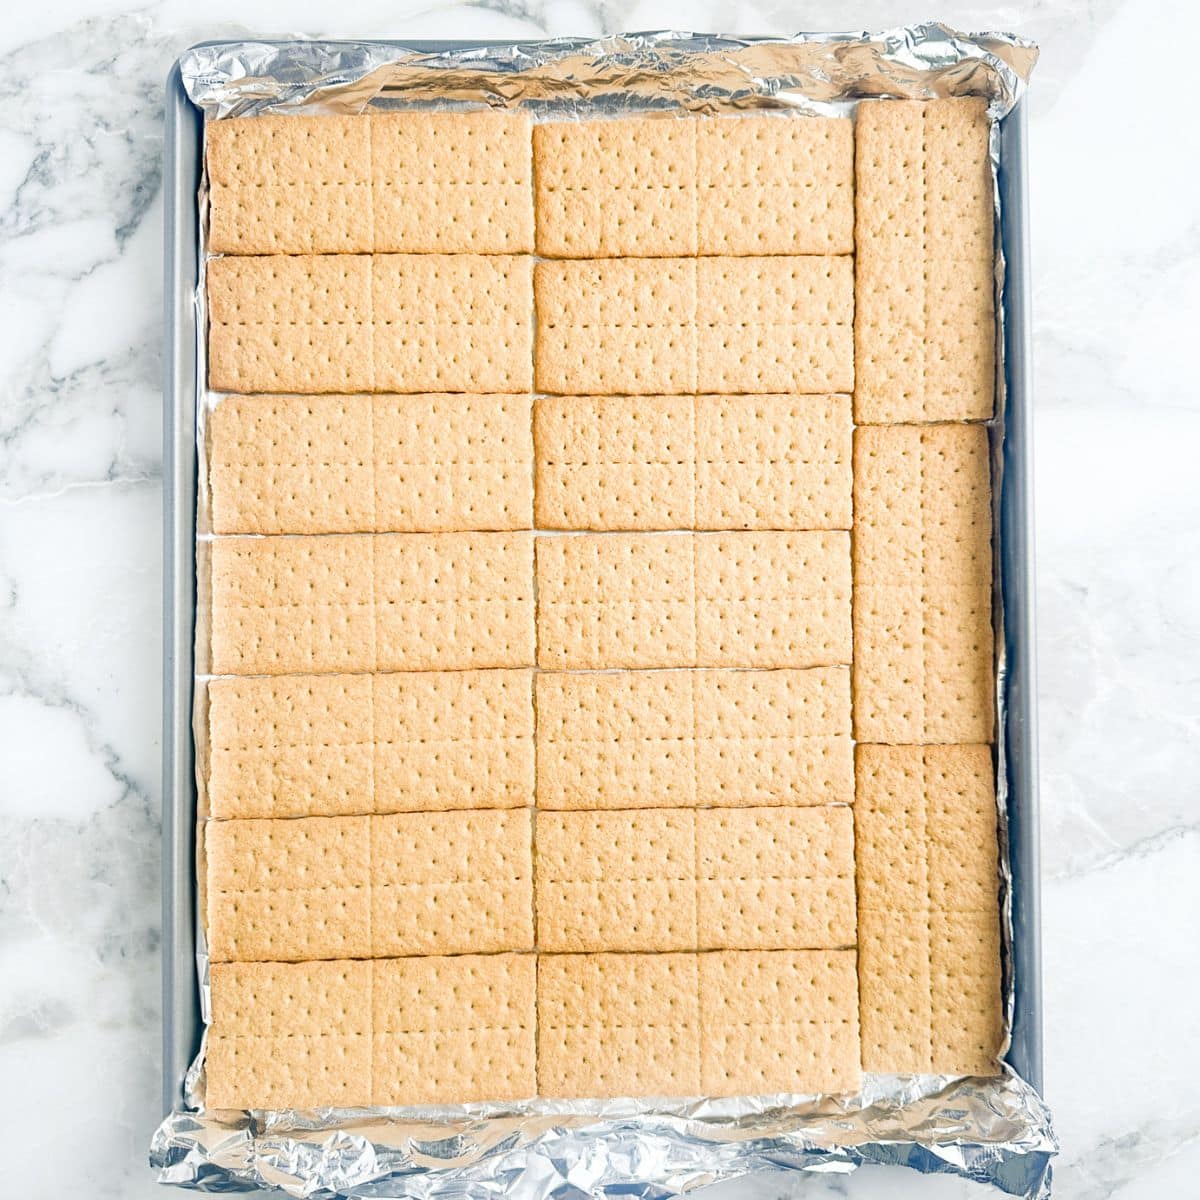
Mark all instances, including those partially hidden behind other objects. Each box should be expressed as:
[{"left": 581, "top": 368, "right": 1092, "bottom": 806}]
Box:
[
  {"left": 208, "top": 394, "right": 533, "bottom": 534},
  {"left": 208, "top": 254, "right": 533, "bottom": 395},
  {"left": 207, "top": 111, "right": 534, "bottom": 255},
  {"left": 207, "top": 669, "right": 534, "bottom": 819},
  {"left": 534, "top": 805, "right": 855, "bottom": 953},
  {"left": 853, "top": 745, "right": 1003, "bottom": 1075},
  {"left": 535, "top": 531, "right": 851, "bottom": 670},
  {"left": 533, "top": 114, "right": 853, "bottom": 257},
  {"left": 535, "top": 666, "right": 852, "bottom": 810},
  {"left": 206, "top": 809, "right": 533, "bottom": 962},
  {"left": 206, "top": 954, "right": 536, "bottom": 1109},
  {"left": 534, "top": 393, "right": 851, "bottom": 531},
  {"left": 209, "top": 531, "right": 535, "bottom": 675},
  {"left": 537, "top": 950, "right": 860, "bottom": 1098},
  {"left": 534, "top": 257, "right": 854, "bottom": 396},
  {"left": 854, "top": 98, "right": 995, "bottom": 422}
]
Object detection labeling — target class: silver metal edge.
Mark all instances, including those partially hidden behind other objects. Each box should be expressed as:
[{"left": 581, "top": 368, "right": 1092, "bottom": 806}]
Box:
[
  {"left": 997, "top": 99, "right": 1043, "bottom": 1094},
  {"left": 162, "top": 59, "right": 203, "bottom": 1118}
]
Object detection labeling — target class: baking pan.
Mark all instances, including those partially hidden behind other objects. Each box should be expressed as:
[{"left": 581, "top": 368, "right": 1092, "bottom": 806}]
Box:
[{"left": 160, "top": 46, "right": 1042, "bottom": 1118}]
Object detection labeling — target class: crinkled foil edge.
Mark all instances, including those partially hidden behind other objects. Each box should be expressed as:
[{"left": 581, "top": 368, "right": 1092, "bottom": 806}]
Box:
[{"left": 152, "top": 25, "right": 1055, "bottom": 1200}]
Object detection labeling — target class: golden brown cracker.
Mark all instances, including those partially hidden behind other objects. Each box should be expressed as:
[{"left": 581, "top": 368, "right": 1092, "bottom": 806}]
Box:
[
  {"left": 854, "top": 98, "right": 994, "bottom": 423},
  {"left": 535, "top": 809, "right": 697, "bottom": 953},
  {"left": 534, "top": 117, "right": 697, "bottom": 258},
  {"left": 535, "top": 667, "right": 851, "bottom": 811},
  {"left": 536, "top": 953, "right": 701, "bottom": 1098},
  {"left": 210, "top": 532, "right": 534, "bottom": 675},
  {"left": 699, "top": 950, "right": 860, "bottom": 1095},
  {"left": 534, "top": 258, "right": 698, "bottom": 395},
  {"left": 696, "top": 115, "right": 854, "bottom": 255},
  {"left": 207, "top": 670, "right": 533, "bottom": 819},
  {"left": 696, "top": 257, "right": 854, "bottom": 395},
  {"left": 370, "top": 110, "right": 534, "bottom": 253}
]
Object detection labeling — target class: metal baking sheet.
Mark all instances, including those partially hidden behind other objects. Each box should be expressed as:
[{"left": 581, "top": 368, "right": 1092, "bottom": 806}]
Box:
[{"left": 160, "top": 26, "right": 1042, "bottom": 1157}]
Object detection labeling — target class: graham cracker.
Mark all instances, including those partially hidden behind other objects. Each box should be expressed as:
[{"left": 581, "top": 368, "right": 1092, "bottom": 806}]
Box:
[
  {"left": 206, "top": 809, "right": 533, "bottom": 961},
  {"left": 696, "top": 806, "right": 856, "bottom": 951},
  {"left": 534, "top": 258, "right": 698, "bottom": 395},
  {"left": 533, "top": 393, "right": 851, "bottom": 531},
  {"left": 534, "top": 117, "right": 698, "bottom": 258},
  {"left": 696, "top": 257, "right": 854, "bottom": 394},
  {"left": 855, "top": 744, "right": 998, "bottom": 915},
  {"left": 207, "top": 954, "right": 536, "bottom": 1109},
  {"left": 852, "top": 423, "right": 994, "bottom": 743},
  {"left": 853, "top": 423, "right": 992, "bottom": 586},
  {"left": 535, "top": 806, "right": 853, "bottom": 953},
  {"left": 207, "top": 254, "right": 533, "bottom": 395},
  {"left": 206, "top": 959, "right": 372, "bottom": 1110},
  {"left": 699, "top": 950, "right": 860, "bottom": 1096},
  {"left": 206, "top": 111, "right": 533, "bottom": 255},
  {"left": 696, "top": 116, "right": 854, "bottom": 255},
  {"left": 854, "top": 745, "right": 1002, "bottom": 1076},
  {"left": 208, "top": 394, "right": 533, "bottom": 534},
  {"left": 694, "top": 393, "right": 852, "bottom": 531},
  {"left": 535, "top": 532, "right": 850, "bottom": 670},
  {"left": 536, "top": 952, "right": 702, "bottom": 1098},
  {"left": 206, "top": 115, "right": 372, "bottom": 255},
  {"left": 207, "top": 255, "right": 373, "bottom": 394},
  {"left": 370, "top": 111, "right": 534, "bottom": 253},
  {"left": 853, "top": 580, "right": 994, "bottom": 744},
  {"left": 207, "top": 670, "right": 534, "bottom": 819},
  {"left": 372, "top": 952, "right": 537, "bottom": 1106},
  {"left": 694, "top": 531, "right": 851, "bottom": 669},
  {"left": 535, "top": 667, "right": 852, "bottom": 811},
  {"left": 534, "top": 395, "right": 696, "bottom": 530},
  {"left": 209, "top": 532, "right": 534, "bottom": 675},
  {"left": 854, "top": 98, "right": 995, "bottom": 422},
  {"left": 535, "top": 809, "right": 697, "bottom": 953}
]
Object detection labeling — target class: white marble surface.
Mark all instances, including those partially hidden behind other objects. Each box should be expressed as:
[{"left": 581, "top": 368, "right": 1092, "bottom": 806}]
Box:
[{"left": 0, "top": 2, "right": 1197, "bottom": 1197}]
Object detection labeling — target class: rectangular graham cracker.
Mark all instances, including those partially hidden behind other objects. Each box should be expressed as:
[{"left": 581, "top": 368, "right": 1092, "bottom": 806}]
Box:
[
  {"left": 537, "top": 952, "right": 701, "bottom": 1098},
  {"left": 206, "top": 954, "right": 536, "bottom": 1109},
  {"left": 535, "top": 532, "right": 851, "bottom": 670},
  {"left": 209, "top": 532, "right": 534, "bottom": 675},
  {"left": 207, "top": 670, "right": 534, "bottom": 819},
  {"left": 370, "top": 111, "right": 534, "bottom": 253},
  {"left": 533, "top": 393, "right": 851, "bottom": 531},
  {"left": 695, "top": 806, "right": 856, "bottom": 951},
  {"left": 534, "top": 117, "right": 698, "bottom": 258},
  {"left": 696, "top": 257, "right": 854, "bottom": 394},
  {"left": 696, "top": 116, "right": 854, "bottom": 255},
  {"left": 207, "top": 254, "right": 533, "bottom": 395},
  {"left": 208, "top": 394, "right": 533, "bottom": 534},
  {"left": 854, "top": 745, "right": 1003, "bottom": 1075},
  {"left": 852, "top": 424, "right": 995, "bottom": 744},
  {"left": 206, "top": 111, "right": 533, "bottom": 255},
  {"left": 699, "top": 950, "right": 861, "bottom": 1096},
  {"left": 535, "top": 809, "right": 697, "bottom": 953},
  {"left": 854, "top": 98, "right": 995, "bottom": 422},
  {"left": 535, "top": 667, "right": 852, "bottom": 810},
  {"left": 206, "top": 115, "right": 372, "bottom": 255},
  {"left": 536, "top": 951, "right": 860, "bottom": 1099},
  {"left": 534, "top": 806, "right": 854, "bottom": 953},
  {"left": 534, "top": 258, "right": 698, "bottom": 395},
  {"left": 206, "top": 809, "right": 533, "bottom": 961}
]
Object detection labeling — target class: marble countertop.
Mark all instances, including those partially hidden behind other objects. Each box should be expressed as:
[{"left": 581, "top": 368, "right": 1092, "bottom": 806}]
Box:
[{"left": 1, "top": 1, "right": 1197, "bottom": 1197}]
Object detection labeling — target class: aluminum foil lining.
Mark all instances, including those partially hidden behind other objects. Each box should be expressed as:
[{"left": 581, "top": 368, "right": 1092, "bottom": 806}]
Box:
[{"left": 153, "top": 26, "right": 1055, "bottom": 1200}]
